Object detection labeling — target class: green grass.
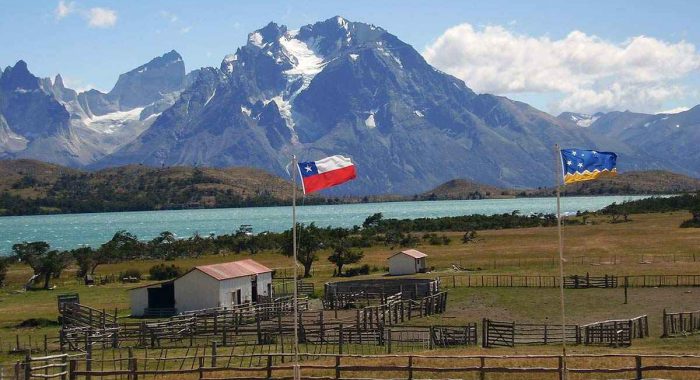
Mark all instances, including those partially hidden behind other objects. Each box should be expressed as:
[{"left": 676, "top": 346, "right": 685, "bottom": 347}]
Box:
[{"left": 1, "top": 212, "right": 700, "bottom": 364}]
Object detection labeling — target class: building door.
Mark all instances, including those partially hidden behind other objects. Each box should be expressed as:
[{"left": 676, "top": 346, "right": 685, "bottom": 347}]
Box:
[
  {"left": 251, "top": 277, "right": 258, "bottom": 303},
  {"left": 232, "top": 289, "right": 242, "bottom": 305}
]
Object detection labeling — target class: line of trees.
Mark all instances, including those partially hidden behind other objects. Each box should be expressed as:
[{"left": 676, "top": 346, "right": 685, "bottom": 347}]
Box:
[
  {"left": 1, "top": 209, "right": 568, "bottom": 287},
  {"left": 601, "top": 192, "right": 700, "bottom": 227}
]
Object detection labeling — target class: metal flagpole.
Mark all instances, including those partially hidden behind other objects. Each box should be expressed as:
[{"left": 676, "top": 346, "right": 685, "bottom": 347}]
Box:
[
  {"left": 291, "top": 155, "right": 300, "bottom": 380},
  {"left": 554, "top": 144, "right": 568, "bottom": 379}
]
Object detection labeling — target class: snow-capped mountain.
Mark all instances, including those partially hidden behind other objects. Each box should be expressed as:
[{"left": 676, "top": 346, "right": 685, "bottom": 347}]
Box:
[
  {"left": 0, "top": 51, "right": 187, "bottom": 165},
  {"left": 2, "top": 17, "right": 700, "bottom": 194},
  {"left": 99, "top": 16, "right": 601, "bottom": 193},
  {"left": 557, "top": 112, "right": 603, "bottom": 128}
]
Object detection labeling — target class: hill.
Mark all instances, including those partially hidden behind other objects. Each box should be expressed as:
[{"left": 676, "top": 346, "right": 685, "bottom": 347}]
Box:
[
  {"left": 556, "top": 170, "right": 700, "bottom": 196},
  {"left": 418, "top": 179, "right": 513, "bottom": 200},
  {"left": 0, "top": 159, "right": 309, "bottom": 216},
  {"left": 421, "top": 171, "right": 700, "bottom": 200}
]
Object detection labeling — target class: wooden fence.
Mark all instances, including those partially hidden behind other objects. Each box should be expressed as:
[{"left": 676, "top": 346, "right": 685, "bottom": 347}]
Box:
[
  {"left": 663, "top": 309, "right": 700, "bottom": 337},
  {"left": 482, "top": 316, "right": 648, "bottom": 348},
  {"left": 57, "top": 352, "right": 700, "bottom": 380},
  {"left": 442, "top": 273, "right": 700, "bottom": 289},
  {"left": 482, "top": 319, "right": 581, "bottom": 348},
  {"left": 582, "top": 315, "right": 649, "bottom": 347}
]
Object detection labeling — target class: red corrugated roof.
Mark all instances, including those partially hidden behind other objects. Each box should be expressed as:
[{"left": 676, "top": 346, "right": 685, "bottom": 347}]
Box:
[
  {"left": 388, "top": 249, "right": 427, "bottom": 259},
  {"left": 195, "top": 259, "right": 272, "bottom": 280}
]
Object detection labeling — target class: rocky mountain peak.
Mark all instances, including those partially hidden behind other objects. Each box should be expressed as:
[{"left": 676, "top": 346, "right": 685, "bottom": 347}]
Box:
[{"left": 0, "top": 60, "right": 40, "bottom": 91}]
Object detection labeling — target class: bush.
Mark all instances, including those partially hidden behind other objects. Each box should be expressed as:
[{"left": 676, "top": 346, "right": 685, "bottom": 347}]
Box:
[
  {"left": 120, "top": 268, "right": 142, "bottom": 281},
  {"left": 149, "top": 264, "right": 184, "bottom": 280},
  {"left": 344, "top": 264, "right": 370, "bottom": 277}
]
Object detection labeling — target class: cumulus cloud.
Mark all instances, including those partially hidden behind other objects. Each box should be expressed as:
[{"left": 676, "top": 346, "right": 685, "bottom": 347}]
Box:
[
  {"left": 53, "top": 1, "right": 117, "bottom": 28},
  {"left": 55, "top": 0, "right": 75, "bottom": 19},
  {"left": 423, "top": 23, "right": 700, "bottom": 113},
  {"left": 159, "top": 10, "right": 178, "bottom": 23},
  {"left": 86, "top": 7, "right": 117, "bottom": 28}
]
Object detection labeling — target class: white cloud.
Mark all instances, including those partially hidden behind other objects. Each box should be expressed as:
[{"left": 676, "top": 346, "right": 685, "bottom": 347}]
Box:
[
  {"left": 423, "top": 23, "right": 700, "bottom": 113},
  {"left": 55, "top": 0, "right": 75, "bottom": 20},
  {"left": 159, "top": 10, "right": 178, "bottom": 23},
  {"left": 54, "top": 1, "right": 118, "bottom": 29},
  {"left": 61, "top": 76, "right": 98, "bottom": 93},
  {"left": 86, "top": 7, "right": 117, "bottom": 28},
  {"left": 656, "top": 106, "right": 690, "bottom": 114},
  {"left": 180, "top": 26, "right": 192, "bottom": 34}
]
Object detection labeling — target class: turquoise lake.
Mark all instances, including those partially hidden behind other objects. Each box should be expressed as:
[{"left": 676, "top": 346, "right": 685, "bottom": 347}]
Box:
[{"left": 0, "top": 195, "right": 652, "bottom": 253}]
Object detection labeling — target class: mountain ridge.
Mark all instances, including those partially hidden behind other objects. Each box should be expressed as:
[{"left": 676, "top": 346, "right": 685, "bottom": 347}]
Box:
[
  {"left": 1, "top": 16, "right": 699, "bottom": 194},
  {"left": 1, "top": 159, "right": 698, "bottom": 216}
]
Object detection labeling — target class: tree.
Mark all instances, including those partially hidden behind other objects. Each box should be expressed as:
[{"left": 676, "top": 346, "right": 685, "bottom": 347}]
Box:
[
  {"left": 328, "top": 240, "right": 364, "bottom": 276},
  {"left": 280, "top": 223, "right": 323, "bottom": 278},
  {"left": 362, "top": 213, "right": 383, "bottom": 229},
  {"left": 72, "top": 247, "right": 97, "bottom": 277},
  {"left": 100, "top": 231, "right": 144, "bottom": 261},
  {"left": 12, "top": 242, "right": 71, "bottom": 289},
  {"left": 0, "top": 256, "right": 13, "bottom": 287},
  {"left": 149, "top": 231, "right": 178, "bottom": 260}
]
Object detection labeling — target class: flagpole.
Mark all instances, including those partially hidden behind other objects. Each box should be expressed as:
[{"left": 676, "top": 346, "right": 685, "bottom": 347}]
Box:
[
  {"left": 291, "top": 155, "right": 300, "bottom": 380},
  {"left": 554, "top": 144, "right": 568, "bottom": 379}
]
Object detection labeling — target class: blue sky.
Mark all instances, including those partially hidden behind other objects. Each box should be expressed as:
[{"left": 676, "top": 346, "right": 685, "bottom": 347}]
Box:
[{"left": 1, "top": 0, "right": 699, "bottom": 114}]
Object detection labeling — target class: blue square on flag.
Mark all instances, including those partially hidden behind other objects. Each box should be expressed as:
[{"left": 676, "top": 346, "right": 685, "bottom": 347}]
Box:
[{"left": 299, "top": 161, "right": 319, "bottom": 177}]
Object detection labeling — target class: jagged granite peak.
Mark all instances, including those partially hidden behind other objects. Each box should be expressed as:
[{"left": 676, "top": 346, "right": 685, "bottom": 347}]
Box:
[
  {"left": 106, "top": 49, "right": 186, "bottom": 109},
  {"left": 4, "top": 17, "right": 700, "bottom": 193},
  {"left": 0, "top": 60, "right": 41, "bottom": 91},
  {"left": 0, "top": 60, "right": 70, "bottom": 138}
]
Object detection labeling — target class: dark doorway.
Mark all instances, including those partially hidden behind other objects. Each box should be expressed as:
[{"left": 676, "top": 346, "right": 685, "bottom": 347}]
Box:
[
  {"left": 147, "top": 282, "right": 175, "bottom": 309},
  {"left": 251, "top": 276, "right": 258, "bottom": 303}
]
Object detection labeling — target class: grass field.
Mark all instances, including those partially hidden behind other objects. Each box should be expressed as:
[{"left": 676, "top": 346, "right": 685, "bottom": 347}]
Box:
[{"left": 1, "top": 211, "right": 699, "bottom": 365}]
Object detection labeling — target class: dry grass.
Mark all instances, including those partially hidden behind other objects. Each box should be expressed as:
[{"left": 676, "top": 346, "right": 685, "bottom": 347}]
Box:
[{"left": 1, "top": 211, "right": 700, "bottom": 366}]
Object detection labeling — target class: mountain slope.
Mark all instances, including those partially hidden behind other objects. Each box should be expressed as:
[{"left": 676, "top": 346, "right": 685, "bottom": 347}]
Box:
[
  {"left": 100, "top": 16, "right": 597, "bottom": 194},
  {"left": 0, "top": 159, "right": 305, "bottom": 215}
]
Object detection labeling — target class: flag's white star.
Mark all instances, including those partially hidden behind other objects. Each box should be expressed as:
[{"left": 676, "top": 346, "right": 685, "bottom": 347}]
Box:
[
  {"left": 580, "top": 154, "right": 585, "bottom": 158},
  {"left": 592, "top": 150, "right": 598, "bottom": 155},
  {"left": 567, "top": 160, "right": 572, "bottom": 165},
  {"left": 572, "top": 151, "right": 577, "bottom": 156},
  {"left": 577, "top": 162, "right": 584, "bottom": 168},
  {"left": 305, "top": 165, "right": 312, "bottom": 172}
]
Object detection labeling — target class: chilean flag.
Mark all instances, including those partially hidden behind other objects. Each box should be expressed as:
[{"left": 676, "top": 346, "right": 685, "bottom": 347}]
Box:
[{"left": 297, "top": 155, "right": 357, "bottom": 194}]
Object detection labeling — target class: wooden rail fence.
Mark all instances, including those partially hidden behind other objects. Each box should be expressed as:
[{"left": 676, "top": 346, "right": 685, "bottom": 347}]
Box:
[
  {"left": 58, "top": 353, "right": 700, "bottom": 380},
  {"left": 663, "top": 308, "right": 700, "bottom": 337},
  {"left": 442, "top": 273, "right": 700, "bottom": 288}
]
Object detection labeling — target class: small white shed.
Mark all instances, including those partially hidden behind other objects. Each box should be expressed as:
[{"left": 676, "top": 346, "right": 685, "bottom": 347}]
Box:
[
  {"left": 388, "top": 249, "right": 428, "bottom": 276},
  {"left": 129, "top": 259, "right": 273, "bottom": 317}
]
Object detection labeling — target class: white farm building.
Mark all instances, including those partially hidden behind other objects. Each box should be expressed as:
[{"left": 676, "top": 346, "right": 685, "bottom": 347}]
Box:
[
  {"left": 388, "top": 249, "right": 428, "bottom": 276},
  {"left": 129, "top": 259, "right": 273, "bottom": 317}
]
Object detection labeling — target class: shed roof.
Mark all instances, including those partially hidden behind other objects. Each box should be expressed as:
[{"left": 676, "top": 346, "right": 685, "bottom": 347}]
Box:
[
  {"left": 388, "top": 249, "right": 427, "bottom": 260},
  {"left": 195, "top": 259, "right": 272, "bottom": 281}
]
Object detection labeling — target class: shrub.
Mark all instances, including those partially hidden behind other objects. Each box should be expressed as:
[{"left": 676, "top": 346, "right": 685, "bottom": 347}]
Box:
[
  {"left": 120, "top": 268, "right": 142, "bottom": 281},
  {"left": 149, "top": 264, "right": 184, "bottom": 280},
  {"left": 344, "top": 264, "right": 370, "bottom": 277}
]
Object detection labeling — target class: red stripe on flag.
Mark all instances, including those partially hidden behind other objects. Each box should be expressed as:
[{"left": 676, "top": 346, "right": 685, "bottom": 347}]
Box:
[{"left": 301, "top": 165, "right": 356, "bottom": 193}]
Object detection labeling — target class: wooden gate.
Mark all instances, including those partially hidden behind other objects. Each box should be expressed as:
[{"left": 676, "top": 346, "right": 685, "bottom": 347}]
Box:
[{"left": 482, "top": 319, "right": 514, "bottom": 347}]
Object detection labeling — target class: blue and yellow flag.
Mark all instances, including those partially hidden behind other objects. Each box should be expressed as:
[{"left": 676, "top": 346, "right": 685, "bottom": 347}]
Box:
[{"left": 561, "top": 148, "right": 617, "bottom": 184}]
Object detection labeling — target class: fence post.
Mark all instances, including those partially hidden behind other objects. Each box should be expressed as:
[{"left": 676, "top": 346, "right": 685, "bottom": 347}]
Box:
[
  {"left": 335, "top": 356, "right": 341, "bottom": 380},
  {"left": 479, "top": 357, "right": 485, "bottom": 380},
  {"left": 338, "top": 324, "right": 344, "bottom": 355},
  {"left": 68, "top": 360, "right": 76, "bottom": 380},
  {"left": 662, "top": 309, "right": 668, "bottom": 337},
  {"left": 635, "top": 356, "right": 642, "bottom": 380},
  {"left": 14, "top": 361, "right": 20, "bottom": 380},
  {"left": 198, "top": 357, "right": 204, "bottom": 380},
  {"left": 24, "top": 353, "right": 31, "bottom": 380},
  {"left": 387, "top": 329, "right": 392, "bottom": 354},
  {"left": 266, "top": 355, "right": 272, "bottom": 380},
  {"left": 211, "top": 341, "right": 217, "bottom": 367},
  {"left": 558, "top": 356, "right": 563, "bottom": 380}
]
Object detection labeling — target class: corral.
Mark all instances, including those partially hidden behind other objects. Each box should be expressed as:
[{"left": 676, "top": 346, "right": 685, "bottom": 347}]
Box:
[{"left": 323, "top": 278, "right": 440, "bottom": 309}]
